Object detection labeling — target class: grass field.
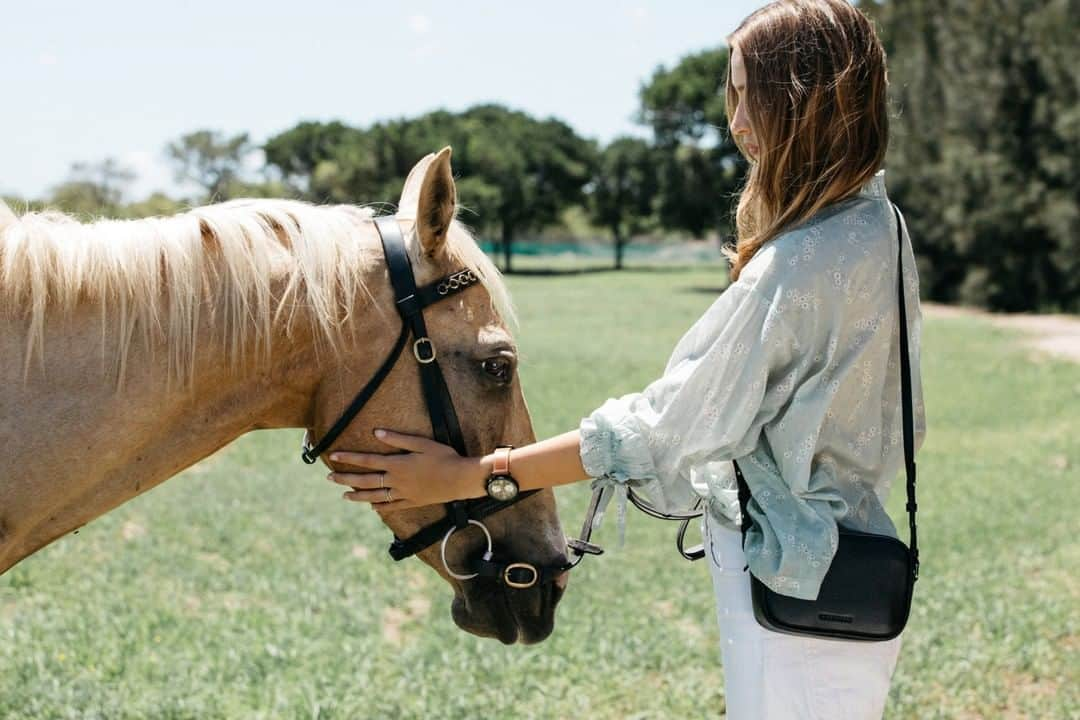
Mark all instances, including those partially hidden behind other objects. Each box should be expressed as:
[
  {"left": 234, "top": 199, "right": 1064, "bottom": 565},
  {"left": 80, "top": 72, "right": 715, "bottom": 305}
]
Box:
[{"left": 2, "top": 259, "right": 1077, "bottom": 719}]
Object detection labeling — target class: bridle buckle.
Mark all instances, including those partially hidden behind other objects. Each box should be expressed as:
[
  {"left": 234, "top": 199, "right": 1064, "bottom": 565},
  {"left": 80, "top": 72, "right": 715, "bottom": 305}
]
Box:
[
  {"left": 503, "top": 562, "right": 539, "bottom": 589},
  {"left": 413, "top": 337, "right": 436, "bottom": 363}
]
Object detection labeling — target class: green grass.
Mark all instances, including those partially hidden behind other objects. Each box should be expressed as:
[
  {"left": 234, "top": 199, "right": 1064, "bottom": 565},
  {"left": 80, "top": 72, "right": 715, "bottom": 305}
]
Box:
[{"left": 2, "top": 261, "right": 1077, "bottom": 719}]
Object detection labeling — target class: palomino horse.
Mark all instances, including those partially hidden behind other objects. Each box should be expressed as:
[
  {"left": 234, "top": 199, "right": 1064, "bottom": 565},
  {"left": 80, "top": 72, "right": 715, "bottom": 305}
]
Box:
[{"left": 0, "top": 147, "right": 568, "bottom": 644}]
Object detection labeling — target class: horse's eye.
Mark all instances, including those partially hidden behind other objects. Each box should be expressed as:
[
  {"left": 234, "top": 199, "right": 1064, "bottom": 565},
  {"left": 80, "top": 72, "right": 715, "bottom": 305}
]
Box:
[{"left": 482, "top": 357, "right": 513, "bottom": 383}]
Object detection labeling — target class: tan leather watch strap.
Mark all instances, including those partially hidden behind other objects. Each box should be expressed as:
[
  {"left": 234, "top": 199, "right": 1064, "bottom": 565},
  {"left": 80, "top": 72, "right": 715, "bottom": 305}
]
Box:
[{"left": 492, "top": 445, "right": 513, "bottom": 475}]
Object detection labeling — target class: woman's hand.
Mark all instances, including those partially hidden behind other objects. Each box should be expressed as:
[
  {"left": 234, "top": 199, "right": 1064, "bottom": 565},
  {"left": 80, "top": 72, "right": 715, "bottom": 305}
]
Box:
[{"left": 327, "top": 429, "right": 488, "bottom": 510}]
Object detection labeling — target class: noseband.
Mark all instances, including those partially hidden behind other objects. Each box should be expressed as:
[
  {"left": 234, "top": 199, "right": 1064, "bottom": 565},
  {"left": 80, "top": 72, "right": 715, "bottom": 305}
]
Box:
[{"left": 302, "top": 215, "right": 603, "bottom": 588}]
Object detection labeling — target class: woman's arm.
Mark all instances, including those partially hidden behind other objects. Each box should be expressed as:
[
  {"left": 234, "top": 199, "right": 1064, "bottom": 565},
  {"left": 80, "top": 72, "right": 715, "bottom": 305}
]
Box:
[
  {"left": 326, "top": 428, "right": 591, "bottom": 509},
  {"left": 467, "top": 430, "right": 591, "bottom": 495}
]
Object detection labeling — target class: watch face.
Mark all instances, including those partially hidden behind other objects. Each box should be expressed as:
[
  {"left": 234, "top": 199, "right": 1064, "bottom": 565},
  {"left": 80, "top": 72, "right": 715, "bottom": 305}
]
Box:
[{"left": 487, "top": 476, "right": 519, "bottom": 501}]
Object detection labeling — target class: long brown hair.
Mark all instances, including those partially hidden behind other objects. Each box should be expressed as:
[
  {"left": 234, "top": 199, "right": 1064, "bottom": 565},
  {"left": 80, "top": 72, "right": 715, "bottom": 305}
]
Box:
[{"left": 722, "top": 0, "right": 890, "bottom": 282}]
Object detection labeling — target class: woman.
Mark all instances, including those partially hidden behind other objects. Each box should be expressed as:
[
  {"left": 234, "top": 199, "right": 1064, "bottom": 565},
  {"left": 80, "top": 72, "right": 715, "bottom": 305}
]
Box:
[{"left": 326, "top": 0, "right": 927, "bottom": 717}]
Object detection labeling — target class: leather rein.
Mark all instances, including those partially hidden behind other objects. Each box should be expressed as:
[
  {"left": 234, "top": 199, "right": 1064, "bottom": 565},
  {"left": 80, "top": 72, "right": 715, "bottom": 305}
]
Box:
[{"left": 301, "top": 215, "right": 611, "bottom": 588}]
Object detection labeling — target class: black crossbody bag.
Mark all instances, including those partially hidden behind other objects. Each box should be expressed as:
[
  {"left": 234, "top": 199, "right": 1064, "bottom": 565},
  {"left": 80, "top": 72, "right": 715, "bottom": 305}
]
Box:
[{"left": 732, "top": 201, "right": 920, "bottom": 642}]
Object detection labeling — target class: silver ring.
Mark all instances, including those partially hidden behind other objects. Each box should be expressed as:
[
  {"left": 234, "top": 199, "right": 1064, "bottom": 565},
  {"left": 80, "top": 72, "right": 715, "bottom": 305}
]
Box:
[
  {"left": 440, "top": 520, "right": 493, "bottom": 581},
  {"left": 384, "top": 487, "right": 392, "bottom": 503},
  {"left": 379, "top": 474, "right": 385, "bottom": 489}
]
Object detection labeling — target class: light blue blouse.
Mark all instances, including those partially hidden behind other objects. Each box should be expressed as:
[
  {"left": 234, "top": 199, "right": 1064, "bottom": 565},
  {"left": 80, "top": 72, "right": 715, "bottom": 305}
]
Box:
[{"left": 578, "top": 169, "right": 928, "bottom": 600}]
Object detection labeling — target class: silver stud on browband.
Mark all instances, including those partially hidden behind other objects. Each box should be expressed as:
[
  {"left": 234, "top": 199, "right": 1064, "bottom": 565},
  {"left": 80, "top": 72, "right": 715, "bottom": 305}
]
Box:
[{"left": 437, "top": 270, "right": 478, "bottom": 296}]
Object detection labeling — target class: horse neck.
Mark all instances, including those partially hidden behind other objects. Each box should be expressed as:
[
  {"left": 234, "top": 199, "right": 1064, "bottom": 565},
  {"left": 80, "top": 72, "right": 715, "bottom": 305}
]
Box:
[{"left": 0, "top": 268, "right": 339, "bottom": 575}]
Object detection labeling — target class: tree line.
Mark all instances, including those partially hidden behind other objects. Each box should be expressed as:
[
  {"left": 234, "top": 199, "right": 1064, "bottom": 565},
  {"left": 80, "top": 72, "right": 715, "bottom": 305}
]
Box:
[
  {"left": 4, "top": 0, "right": 1075, "bottom": 311},
  {"left": 7, "top": 66, "right": 747, "bottom": 275}
]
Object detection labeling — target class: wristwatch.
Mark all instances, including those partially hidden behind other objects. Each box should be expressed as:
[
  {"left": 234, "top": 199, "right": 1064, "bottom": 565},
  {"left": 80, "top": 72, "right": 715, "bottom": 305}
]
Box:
[{"left": 485, "top": 445, "right": 520, "bottom": 502}]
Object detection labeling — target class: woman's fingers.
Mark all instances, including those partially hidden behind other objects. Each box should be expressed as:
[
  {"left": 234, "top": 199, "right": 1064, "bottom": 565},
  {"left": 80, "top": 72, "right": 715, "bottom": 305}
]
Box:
[
  {"left": 329, "top": 451, "right": 395, "bottom": 470},
  {"left": 331, "top": 472, "right": 415, "bottom": 507},
  {"left": 328, "top": 472, "right": 385, "bottom": 489},
  {"left": 341, "top": 487, "right": 397, "bottom": 505},
  {"left": 371, "top": 429, "right": 443, "bottom": 453},
  {"left": 343, "top": 489, "right": 408, "bottom": 508},
  {"left": 326, "top": 435, "right": 456, "bottom": 509}
]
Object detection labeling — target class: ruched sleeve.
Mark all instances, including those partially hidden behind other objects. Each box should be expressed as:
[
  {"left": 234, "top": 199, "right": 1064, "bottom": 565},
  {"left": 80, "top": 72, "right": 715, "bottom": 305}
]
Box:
[{"left": 579, "top": 267, "right": 814, "bottom": 542}]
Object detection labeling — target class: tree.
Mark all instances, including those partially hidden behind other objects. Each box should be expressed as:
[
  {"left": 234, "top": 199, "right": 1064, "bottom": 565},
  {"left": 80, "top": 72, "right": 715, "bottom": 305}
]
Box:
[
  {"left": 861, "top": 0, "right": 1079, "bottom": 311},
  {"left": 590, "top": 137, "right": 659, "bottom": 269},
  {"left": 262, "top": 120, "right": 364, "bottom": 199},
  {"left": 48, "top": 157, "right": 135, "bottom": 216},
  {"left": 166, "top": 130, "right": 254, "bottom": 203},
  {"left": 639, "top": 48, "right": 730, "bottom": 147},
  {"left": 456, "top": 105, "right": 596, "bottom": 271},
  {"left": 121, "top": 192, "right": 188, "bottom": 219},
  {"left": 638, "top": 47, "right": 745, "bottom": 243},
  {"left": 264, "top": 106, "right": 597, "bottom": 272}
]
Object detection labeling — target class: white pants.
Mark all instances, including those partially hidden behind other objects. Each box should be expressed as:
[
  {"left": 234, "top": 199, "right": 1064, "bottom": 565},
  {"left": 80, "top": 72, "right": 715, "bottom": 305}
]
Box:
[{"left": 703, "top": 514, "right": 903, "bottom": 720}]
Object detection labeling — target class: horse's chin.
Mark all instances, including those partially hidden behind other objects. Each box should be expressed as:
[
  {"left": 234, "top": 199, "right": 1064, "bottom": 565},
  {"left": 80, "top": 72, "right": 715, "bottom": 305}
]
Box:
[
  {"left": 451, "top": 595, "right": 522, "bottom": 645},
  {"left": 450, "top": 574, "right": 566, "bottom": 645}
]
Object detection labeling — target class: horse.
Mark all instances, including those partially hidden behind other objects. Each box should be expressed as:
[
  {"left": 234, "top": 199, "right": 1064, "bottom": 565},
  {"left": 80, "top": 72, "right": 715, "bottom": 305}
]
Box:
[{"left": 0, "top": 147, "right": 568, "bottom": 645}]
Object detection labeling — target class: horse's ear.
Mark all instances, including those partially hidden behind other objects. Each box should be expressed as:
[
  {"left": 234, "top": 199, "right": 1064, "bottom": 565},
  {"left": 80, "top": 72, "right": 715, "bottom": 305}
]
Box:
[
  {"left": 415, "top": 146, "right": 456, "bottom": 257},
  {"left": 397, "top": 152, "right": 436, "bottom": 220}
]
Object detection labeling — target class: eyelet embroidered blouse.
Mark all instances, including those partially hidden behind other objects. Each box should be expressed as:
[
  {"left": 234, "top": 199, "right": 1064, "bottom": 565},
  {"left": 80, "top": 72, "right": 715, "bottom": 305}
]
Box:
[{"left": 578, "top": 169, "right": 927, "bottom": 601}]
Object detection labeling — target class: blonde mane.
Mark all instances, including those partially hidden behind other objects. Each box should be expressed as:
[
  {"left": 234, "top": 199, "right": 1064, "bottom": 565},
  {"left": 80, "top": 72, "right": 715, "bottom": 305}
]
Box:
[{"left": 0, "top": 198, "right": 517, "bottom": 387}]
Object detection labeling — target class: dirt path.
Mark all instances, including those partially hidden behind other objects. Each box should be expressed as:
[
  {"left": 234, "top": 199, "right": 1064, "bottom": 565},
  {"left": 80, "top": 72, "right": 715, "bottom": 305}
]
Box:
[{"left": 922, "top": 301, "right": 1080, "bottom": 363}]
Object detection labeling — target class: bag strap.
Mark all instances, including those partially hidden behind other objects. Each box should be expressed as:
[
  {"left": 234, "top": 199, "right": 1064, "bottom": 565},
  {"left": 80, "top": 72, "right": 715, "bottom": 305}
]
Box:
[
  {"left": 734, "top": 201, "right": 919, "bottom": 580},
  {"left": 893, "top": 202, "right": 919, "bottom": 579}
]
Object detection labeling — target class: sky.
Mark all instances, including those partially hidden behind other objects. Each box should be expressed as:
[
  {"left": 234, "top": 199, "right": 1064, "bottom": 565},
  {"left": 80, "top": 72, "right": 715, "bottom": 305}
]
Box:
[{"left": 1, "top": 1, "right": 770, "bottom": 201}]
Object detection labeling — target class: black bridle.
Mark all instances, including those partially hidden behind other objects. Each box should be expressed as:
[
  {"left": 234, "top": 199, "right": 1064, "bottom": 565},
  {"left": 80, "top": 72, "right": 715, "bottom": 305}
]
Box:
[{"left": 301, "top": 215, "right": 603, "bottom": 588}]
